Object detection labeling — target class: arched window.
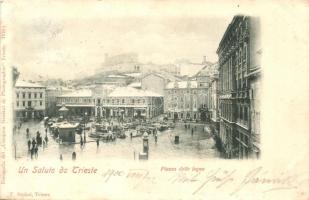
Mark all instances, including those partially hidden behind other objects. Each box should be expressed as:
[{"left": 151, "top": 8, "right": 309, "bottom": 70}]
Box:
[{"left": 244, "top": 43, "right": 248, "bottom": 63}]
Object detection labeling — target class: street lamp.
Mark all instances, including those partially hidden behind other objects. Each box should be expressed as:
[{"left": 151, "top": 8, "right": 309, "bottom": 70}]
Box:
[
  {"left": 142, "top": 132, "right": 149, "bottom": 157},
  {"left": 120, "top": 109, "right": 124, "bottom": 123},
  {"left": 102, "top": 108, "right": 105, "bottom": 120},
  {"left": 84, "top": 112, "right": 87, "bottom": 142}
]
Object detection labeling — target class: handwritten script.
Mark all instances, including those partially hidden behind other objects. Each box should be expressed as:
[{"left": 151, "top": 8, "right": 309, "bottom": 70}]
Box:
[
  {"left": 100, "top": 166, "right": 308, "bottom": 197},
  {"left": 15, "top": 165, "right": 309, "bottom": 197}
]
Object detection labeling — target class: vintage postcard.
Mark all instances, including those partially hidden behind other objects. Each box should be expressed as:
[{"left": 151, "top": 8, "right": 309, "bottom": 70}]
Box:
[{"left": 0, "top": 0, "right": 309, "bottom": 199}]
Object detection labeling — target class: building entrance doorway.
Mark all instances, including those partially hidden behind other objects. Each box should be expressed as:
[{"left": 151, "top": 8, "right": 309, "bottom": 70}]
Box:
[{"left": 136, "top": 110, "right": 142, "bottom": 118}]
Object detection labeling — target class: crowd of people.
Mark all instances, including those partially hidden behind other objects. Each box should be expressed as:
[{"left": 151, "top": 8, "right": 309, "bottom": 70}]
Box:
[
  {"left": 26, "top": 128, "right": 49, "bottom": 160},
  {"left": 14, "top": 116, "right": 212, "bottom": 161}
]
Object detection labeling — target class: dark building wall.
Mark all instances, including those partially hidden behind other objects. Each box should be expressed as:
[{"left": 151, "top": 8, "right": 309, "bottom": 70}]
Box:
[{"left": 217, "top": 16, "right": 261, "bottom": 159}]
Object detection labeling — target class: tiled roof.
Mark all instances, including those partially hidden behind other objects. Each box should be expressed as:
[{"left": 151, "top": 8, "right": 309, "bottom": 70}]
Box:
[
  {"left": 124, "top": 73, "right": 141, "bottom": 78},
  {"left": 108, "top": 87, "right": 162, "bottom": 97},
  {"left": 59, "top": 90, "right": 92, "bottom": 97},
  {"left": 128, "top": 82, "right": 142, "bottom": 88},
  {"left": 15, "top": 80, "right": 45, "bottom": 88}
]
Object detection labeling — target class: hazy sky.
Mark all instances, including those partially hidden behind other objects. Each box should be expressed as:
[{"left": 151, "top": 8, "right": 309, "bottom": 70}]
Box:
[{"left": 6, "top": 1, "right": 232, "bottom": 80}]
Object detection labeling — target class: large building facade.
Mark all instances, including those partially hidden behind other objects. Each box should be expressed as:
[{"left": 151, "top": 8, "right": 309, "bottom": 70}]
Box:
[
  {"left": 56, "top": 90, "right": 95, "bottom": 117},
  {"left": 248, "top": 17, "right": 262, "bottom": 159},
  {"left": 197, "top": 63, "right": 220, "bottom": 125},
  {"left": 94, "top": 87, "right": 164, "bottom": 120},
  {"left": 45, "top": 86, "right": 72, "bottom": 117},
  {"left": 141, "top": 73, "right": 166, "bottom": 96},
  {"left": 141, "top": 72, "right": 180, "bottom": 96},
  {"left": 14, "top": 80, "right": 46, "bottom": 120},
  {"left": 164, "top": 81, "right": 208, "bottom": 121},
  {"left": 217, "top": 16, "right": 261, "bottom": 159},
  {"left": 208, "top": 73, "right": 220, "bottom": 129}
]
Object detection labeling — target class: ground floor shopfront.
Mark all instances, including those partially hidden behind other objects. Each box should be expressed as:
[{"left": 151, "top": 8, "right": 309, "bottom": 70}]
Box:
[
  {"left": 57, "top": 106, "right": 94, "bottom": 118},
  {"left": 15, "top": 109, "right": 45, "bottom": 120},
  {"left": 165, "top": 110, "right": 203, "bottom": 121},
  {"left": 219, "top": 120, "right": 252, "bottom": 159},
  {"left": 235, "top": 124, "right": 250, "bottom": 159},
  {"left": 95, "top": 106, "right": 163, "bottom": 119},
  {"left": 219, "top": 119, "right": 234, "bottom": 159}
]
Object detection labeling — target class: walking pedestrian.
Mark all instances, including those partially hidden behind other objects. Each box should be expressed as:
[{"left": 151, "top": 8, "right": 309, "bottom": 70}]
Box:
[
  {"left": 31, "top": 138, "right": 36, "bottom": 149},
  {"left": 191, "top": 128, "right": 194, "bottom": 136},
  {"left": 60, "top": 154, "right": 63, "bottom": 161},
  {"left": 80, "top": 138, "right": 83, "bottom": 147},
  {"left": 30, "top": 147, "right": 34, "bottom": 160},
  {"left": 72, "top": 152, "right": 76, "bottom": 161},
  {"left": 155, "top": 134, "right": 158, "bottom": 144},
  {"left": 44, "top": 135, "right": 48, "bottom": 144},
  {"left": 130, "top": 132, "right": 133, "bottom": 140},
  {"left": 26, "top": 128, "right": 29, "bottom": 135},
  {"left": 34, "top": 146, "right": 38, "bottom": 159},
  {"left": 36, "top": 131, "right": 41, "bottom": 146},
  {"left": 96, "top": 139, "right": 99, "bottom": 147},
  {"left": 27, "top": 139, "right": 31, "bottom": 151},
  {"left": 45, "top": 128, "right": 47, "bottom": 134},
  {"left": 42, "top": 139, "right": 46, "bottom": 150},
  {"left": 38, "top": 135, "right": 42, "bottom": 146}
]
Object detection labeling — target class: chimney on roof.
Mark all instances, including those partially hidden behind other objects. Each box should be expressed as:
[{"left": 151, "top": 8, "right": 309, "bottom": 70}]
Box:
[{"left": 203, "top": 56, "right": 206, "bottom": 64}]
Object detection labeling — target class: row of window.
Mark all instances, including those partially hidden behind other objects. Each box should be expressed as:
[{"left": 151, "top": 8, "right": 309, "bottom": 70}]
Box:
[
  {"left": 219, "top": 123, "right": 233, "bottom": 147},
  {"left": 16, "top": 100, "right": 43, "bottom": 107},
  {"left": 169, "top": 96, "right": 200, "bottom": 102},
  {"left": 168, "top": 94, "right": 208, "bottom": 102},
  {"left": 59, "top": 98, "right": 92, "bottom": 104},
  {"left": 237, "top": 104, "right": 249, "bottom": 126},
  {"left": 219, "top": 42, "right": 248, "bottom": 93},
  {"left": 236, "top": 43, "right": 248, "bottom": 90},
  {"left": 167, "top": 102, "right": 197, "bottom": 110},
  {"left": 251, "top": 111, "right": 260, "bottom": 135},
  {"left": 219, "top": 17, "right": 248, "bottom": 56},
  {"left": 167, "top": 112, "right": 198, "bottom": 119},
  {"left": 58, "top": 97, "right": 163, "bottom": 106},
  {"left": 97, "top": 98, "right": 146, "bottom": 105},
  {"left": 220, "top": 58, "right": 233, "bottom": 92},
  {"left": 166, "top": 89, "right": 200, "bottom": 95},
  {"left": 236, "top": 131, "right": 249, "bottom": 146},
  {"left": 220, "top": 102, "right": 249, "bottom": 125},
  {"left": 16, "top": 92, "right": 43, "bottom": 99},
  {"left": 235, "top": 130, "right": 250, "bottom": 159},
  {"left": 220, "top": 103, "right": 233, "bottom": 121}
]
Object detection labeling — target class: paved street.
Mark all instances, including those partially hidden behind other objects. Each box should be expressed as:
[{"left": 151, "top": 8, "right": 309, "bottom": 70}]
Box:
[{"left": 13, "top": 120, "right": 219, "bottom": 161}]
